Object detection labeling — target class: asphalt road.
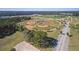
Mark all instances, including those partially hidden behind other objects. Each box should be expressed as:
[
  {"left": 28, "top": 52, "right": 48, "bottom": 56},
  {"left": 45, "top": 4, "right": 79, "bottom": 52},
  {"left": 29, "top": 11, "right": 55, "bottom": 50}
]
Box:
[{"left": 55, "top": 21, "right": 70, "bottom": 51}]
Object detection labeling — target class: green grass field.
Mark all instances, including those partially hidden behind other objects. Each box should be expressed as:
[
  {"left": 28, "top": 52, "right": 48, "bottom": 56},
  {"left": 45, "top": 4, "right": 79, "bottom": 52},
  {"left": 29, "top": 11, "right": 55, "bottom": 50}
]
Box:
[
  {"left": 47, "top": 30, "right": 59, "bottom": 39},
  {"left": 69, "top": 28, "right": 79, "bottom": 51},
  {"left": 69, "top": 16, "right": 79, "bottom": 51},
  {"left": 0, "top": 32, "right": 24, "bottom": 51}
]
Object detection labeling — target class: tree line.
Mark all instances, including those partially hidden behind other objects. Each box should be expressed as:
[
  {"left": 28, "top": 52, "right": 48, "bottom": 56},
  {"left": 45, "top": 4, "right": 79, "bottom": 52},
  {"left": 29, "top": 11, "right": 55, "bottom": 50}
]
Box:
[{"left": 0, "top": 17, "right": 31, "bottom": 38}]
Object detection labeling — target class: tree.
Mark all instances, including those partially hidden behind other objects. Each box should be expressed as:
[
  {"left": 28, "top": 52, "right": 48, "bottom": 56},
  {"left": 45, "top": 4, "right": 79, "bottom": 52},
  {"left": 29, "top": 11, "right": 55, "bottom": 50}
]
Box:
[
  {"left": 24, "top": 30, "right": 58, "bottom": 48},
  {"left": 16, "top": 23, "right": 24, "bottom": 32}
]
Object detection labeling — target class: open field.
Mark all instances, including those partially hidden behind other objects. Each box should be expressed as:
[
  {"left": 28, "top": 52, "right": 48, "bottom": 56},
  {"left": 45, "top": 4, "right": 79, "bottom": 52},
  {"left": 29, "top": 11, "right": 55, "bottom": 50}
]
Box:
[
  {"left": 32, "top": 15, "right": 62, "bottom": 20},
  {"left": 69, "top": 16, "right": 79, "bottom": 51},
  {"left": 0, "top": 32, "right": 24, "bottom": 51},
  {"left": 69, "top": 28, "right": 79, "bottom": 51},
  {"left": 47, "top": 30, "right": 59, "bottom": 39}
]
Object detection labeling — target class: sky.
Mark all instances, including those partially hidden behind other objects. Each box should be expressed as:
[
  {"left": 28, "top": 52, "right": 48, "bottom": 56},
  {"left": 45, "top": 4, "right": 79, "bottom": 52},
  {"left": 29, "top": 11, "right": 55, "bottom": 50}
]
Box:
[{"left": 0, "top": 8, "right": 79, "bottom": 11}]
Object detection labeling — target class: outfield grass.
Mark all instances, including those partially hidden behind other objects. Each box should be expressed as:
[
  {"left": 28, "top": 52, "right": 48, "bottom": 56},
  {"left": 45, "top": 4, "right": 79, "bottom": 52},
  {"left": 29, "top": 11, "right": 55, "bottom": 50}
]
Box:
[{"left": 0, "top": 32, "right": 24, "bottom": 51}]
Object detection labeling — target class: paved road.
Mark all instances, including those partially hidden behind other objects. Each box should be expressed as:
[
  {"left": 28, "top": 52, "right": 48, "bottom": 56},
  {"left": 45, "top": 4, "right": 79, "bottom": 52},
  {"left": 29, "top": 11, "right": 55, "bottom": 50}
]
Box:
[{"left": 55, "top": 21, "right": 70, "bottom": 51}]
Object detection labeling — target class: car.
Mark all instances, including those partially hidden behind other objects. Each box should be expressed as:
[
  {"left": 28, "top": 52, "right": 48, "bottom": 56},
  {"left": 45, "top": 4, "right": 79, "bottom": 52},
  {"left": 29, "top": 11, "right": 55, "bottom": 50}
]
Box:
[{"left": 60, "top": 31, "right": 66, "bottom": 35}]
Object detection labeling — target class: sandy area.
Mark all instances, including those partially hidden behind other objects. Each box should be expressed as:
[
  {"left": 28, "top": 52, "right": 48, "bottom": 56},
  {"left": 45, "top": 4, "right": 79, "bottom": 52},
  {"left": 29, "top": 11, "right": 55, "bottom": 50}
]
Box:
[{"left": 15, "top": 41, "right": 40, "bottom": 51}]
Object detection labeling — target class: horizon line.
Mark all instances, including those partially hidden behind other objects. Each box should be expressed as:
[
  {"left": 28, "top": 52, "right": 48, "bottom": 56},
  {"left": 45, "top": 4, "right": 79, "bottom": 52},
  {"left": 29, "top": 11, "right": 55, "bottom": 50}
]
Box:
[{"left": 0, "top": 8, "right": 79, "bottom": 11}]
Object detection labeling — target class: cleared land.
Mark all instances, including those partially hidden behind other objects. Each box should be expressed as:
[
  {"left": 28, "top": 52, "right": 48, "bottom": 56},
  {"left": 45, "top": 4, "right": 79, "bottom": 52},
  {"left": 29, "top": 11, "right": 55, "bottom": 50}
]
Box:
[
  {"left": 24, "top": 15, "right": 60, "bottom": 39},
  {"left": 15, "top": 41, "right": 39, "bottom": 51}
]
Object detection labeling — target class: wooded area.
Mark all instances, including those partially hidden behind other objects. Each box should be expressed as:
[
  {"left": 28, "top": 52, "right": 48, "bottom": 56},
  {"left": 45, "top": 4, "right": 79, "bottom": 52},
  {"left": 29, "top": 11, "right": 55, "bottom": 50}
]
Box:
[{"left": 0, "top": 17, "right": 31, "bottom": 38}]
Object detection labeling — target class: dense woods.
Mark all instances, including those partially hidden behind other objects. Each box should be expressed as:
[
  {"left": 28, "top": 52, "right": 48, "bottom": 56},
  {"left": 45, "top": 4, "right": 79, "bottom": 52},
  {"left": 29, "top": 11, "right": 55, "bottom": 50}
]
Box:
[
  {"left": 0, "top": 24, "right": 17, "bottom": 38},
  {"left": 0, "top": 17, "right": 31, "bottom": 38}
]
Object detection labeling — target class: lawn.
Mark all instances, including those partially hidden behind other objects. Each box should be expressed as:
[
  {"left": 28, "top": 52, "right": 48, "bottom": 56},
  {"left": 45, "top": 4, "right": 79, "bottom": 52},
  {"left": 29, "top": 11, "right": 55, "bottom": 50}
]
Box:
[{"left": 0, "top": 32, "right": 24, "bottom": 51}]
